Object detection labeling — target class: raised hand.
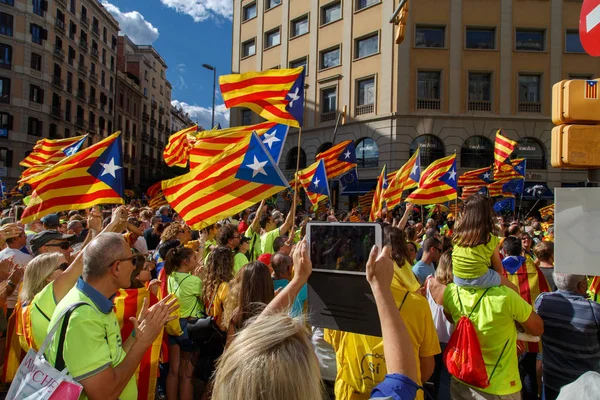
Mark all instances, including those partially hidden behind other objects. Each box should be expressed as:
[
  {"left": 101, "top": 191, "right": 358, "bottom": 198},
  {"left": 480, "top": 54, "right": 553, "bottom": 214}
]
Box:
[
  {"left": 291, "top": 238, "right": 312, "bottom": 284},
  {"left": 366, "top": 245, "right": 394, "bottom": 291}
]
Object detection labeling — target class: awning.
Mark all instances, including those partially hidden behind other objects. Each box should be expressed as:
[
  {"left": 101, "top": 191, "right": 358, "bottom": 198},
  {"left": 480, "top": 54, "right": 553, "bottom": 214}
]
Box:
[
  {"left": 522, "top": 182, "right": 554, "bottom": 200},
  {"left": 341, "top": 179, "right": 378, "bottom": 196}
]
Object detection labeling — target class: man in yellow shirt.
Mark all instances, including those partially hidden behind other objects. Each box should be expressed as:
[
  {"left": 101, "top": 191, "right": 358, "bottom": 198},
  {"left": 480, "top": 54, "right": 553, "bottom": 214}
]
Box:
[{"left": 325, "top": 263, "right": 440, "bottom": 400}]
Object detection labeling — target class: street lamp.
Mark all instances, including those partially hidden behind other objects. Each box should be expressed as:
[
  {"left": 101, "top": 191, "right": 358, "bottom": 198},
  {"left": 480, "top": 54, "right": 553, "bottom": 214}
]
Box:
[{"left": 202, "top": 63, "right": 216, "bottom": 129}]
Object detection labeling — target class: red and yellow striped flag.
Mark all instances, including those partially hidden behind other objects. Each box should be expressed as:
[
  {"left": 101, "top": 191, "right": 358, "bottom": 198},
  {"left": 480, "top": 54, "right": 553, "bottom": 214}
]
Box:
[
  {"left": 315, "top": 140, "right": 357, "bottom": 180},
  {"left": 461, "top": 185, "right": 487, "bottom": 201},
  {"left": 20, "top": 135, "right": 87, "bottom": 168},
  {"left": 146, "top": 182, "right": 168, "bottom": 209},
  {"left": 457, "top": 166, "right": 493, "bottom": 187},
  {"left": 384, "top": 149, "right": 420, "bottom": 209},
  {"left": 189, "top": 122, "right": 276, "bottom": 169},
  {"left": 589, "top": 277, "right": 600, "bottom": 303},
  {"left": 2, "top": 302, "right": 26, "bottom": 382},
  {"left": 502, "top": 258, "right": 550, "bottom": 352},
  {"left": 219, "top": 67, "right": 305, "bottom": 127},
  {"left": 494, "top": 130, "right": 517, "bottom": 168},
  {"left": 163, "top": 125, "right": 198, "bottom": 167},
  {"left": 359, "top": 189, "right": 375, "bottom": 216},
  {"left": 406, "top": 154, "right": 457, "bottom": 205},
  {"left": 539, "top": 203, "right": 554, "bottom": 217},
  {"left": 370, "top": 165, "right": 388, "bottom": 221},
  {"left": 494, "top": 158, "right": 526, "bottom": 180},
  {"left": 20, "top": 133, "right": 125, "bottom": 223},
  {"left": 114, "top": 288, "right": 162, "bottom": 400},
  {"left": 163, "top": 132, "right": 288, "bottom": 229}
]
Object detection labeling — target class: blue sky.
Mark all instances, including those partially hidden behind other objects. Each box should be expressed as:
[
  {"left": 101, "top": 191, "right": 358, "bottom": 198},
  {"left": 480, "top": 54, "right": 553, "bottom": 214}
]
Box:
[{"left": 101, "top": 0, "right": 233, "bottom": 129}]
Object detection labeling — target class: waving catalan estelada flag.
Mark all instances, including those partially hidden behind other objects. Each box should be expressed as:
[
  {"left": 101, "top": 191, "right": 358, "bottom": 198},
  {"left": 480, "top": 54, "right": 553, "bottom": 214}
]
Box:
[
  {"left": 406, "top": 154, "right": 457, "bottom": 205},
  {"left": 370, "top": 165, "right": 389, "bottom": 221},
  {"left": 298, "top": 159, "right": 330, "bottom": 206},
  {"left": 219, "top": 67, "right": 305, "bottom": 127},
  {"left": 316, "top": 140, "right": 357, "bottom": 179},
  {"left": 146, "top": 182, "right": 168, "bottom": 209},
  {"left": 20, "top": 135, "right": 87, "bottom": 180},
  {"left": 494, "top": 130, "right": 517, "bottom": 168},
  {"left": 539, "top": 203, "right": 554, "bottom": 217},
  {"left": 163, "top": 132, "right": 288, "bottom": 229},
  {"left": 359, "top": 189, "right": 375, "bottom": 216},
  {"left": 163, "top": 125, "right": 198, "bottom": 167},
  {"left": 494, "top": 158, "right": 526, "bottom": 180},
  {"left": 189, "top": 122, "right": 287, "bottom": 169},
  {"left": 114, "top": 288, "right": 162, "bottom": 400},
  {"left": 20, "top": 133, "right": 124, "bottom": 223},
  {"left": 384, "top": 148, "right": 421, "bottom": 209},
  {"left": 461, "top": 185, "right": 488, "bottom": 201},
  {"left": 457, "top": 166, "right": 493, "bottom": 187}
]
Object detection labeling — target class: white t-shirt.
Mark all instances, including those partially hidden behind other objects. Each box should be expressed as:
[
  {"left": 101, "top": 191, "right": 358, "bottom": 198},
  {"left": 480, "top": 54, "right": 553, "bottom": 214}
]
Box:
[
  {"left": 132, "top": 236, "right": 149, "bottom": 255},
  {"left": 0, "top": 247, "right": 33, "bottom": 309}
]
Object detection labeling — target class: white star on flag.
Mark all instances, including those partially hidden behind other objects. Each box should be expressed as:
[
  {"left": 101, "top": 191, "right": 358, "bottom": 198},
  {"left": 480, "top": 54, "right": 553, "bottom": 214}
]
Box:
[
  {"left": 344, "top": 150, "right": 351, "bottom": 159},
  {"left": 516, "top": 165, "right": 522, "bottom": 171},
  {"left": 100, "top": 158, "right": 122, "bottom": 178},
  {"left": 313, "top": 177, "right": 320, "bottom": 188},
  {"left": 483, "top": 172, "right": 490, "bottom": 179},
  {"left": 287, "top": 87, "right": 300, "bottom": 107},
  {"left": 262, "top": 131, "right": 281, "bottom": 149},
  {"left": 411, "top": 164, "right": 419, "bottom": 176},
  {"left": 448, "top": 169, "right": 457, "bottom": 181},
  {"left": 247, "top": 156, "right": 268, "bottom": 178}
]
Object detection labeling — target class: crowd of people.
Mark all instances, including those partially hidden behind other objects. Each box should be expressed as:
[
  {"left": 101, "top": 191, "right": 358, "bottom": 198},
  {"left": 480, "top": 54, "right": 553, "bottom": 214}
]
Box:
[{"left": 0, "top": 192, "right": 596, "bottom": 400}]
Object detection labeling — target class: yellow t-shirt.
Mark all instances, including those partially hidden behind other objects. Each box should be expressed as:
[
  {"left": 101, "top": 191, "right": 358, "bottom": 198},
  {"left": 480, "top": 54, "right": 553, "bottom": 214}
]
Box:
[
  {"left": 394, "top": 261, "right": 421, "bottom": 293},
  {"left": 452, "top": 236, "right": 500, "bottom": 279},
  {"left": 324, "top": 265, "right": 441, "bottom": 400},
  {"left": 205, "top": 282, "right": 229, "bottom": 330},
  {"left": 443, "top": 284, "right": 532, "bottom": 395}
]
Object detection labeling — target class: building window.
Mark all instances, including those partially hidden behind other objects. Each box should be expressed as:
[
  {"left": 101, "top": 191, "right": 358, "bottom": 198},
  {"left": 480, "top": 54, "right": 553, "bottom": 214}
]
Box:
[
  {"left": 0, "top": 77, "right": 10, "bottom": 103},
  {"left": 241, "top": 109, "right": 252, "bottom": 125},
  {"left": 31, "top": 53, "right": 42, "bottom": 71},
  {"left": 321, "top": 1, "right": 341, "bottom": 26},
  {"left": 0, "top": 0, "right": 14, "bottom": 6},
  {"left": 27, "top": 117, "right": 43, "bottom": 136},
  {"left": 265, "top": 0, "right": 281, "bottom": 10},
  {"left": 0, "top": 44, "right": 11, "bottom": 69},
  {"left": 417, "top": 71, "right": 441, "bottom": 110},
  {"left": 320, "top": 46, "right": 341, "bottom": 70},
  {"left": 356, "top": 0, "right": 379, "bottom": 11},
  {"left": 265, "top": 28, "right": 281, "bottom": 49},
  {"left": 568, "top": 73, "right": 594, "bottom": 80},
  {"left": 291, "top": 14, "right": 309, "bottom": 38},
  {"left": 0, "top": 13, "right": 13, "bottom": 36},
  {"left": 565, "top": 30, "right": 585, "bottom": 53},
  {"left": 518, "top": 74, "right": 541, "bottom": 113},
  {"left": 0, "top": 148, "right": 12, "bottom": 167},
  {"left": 30, "top": 23, "right": 46, "bottom": 45},
  {"left": 30, "top": 85, "right": 44, "bottom": 104},
  {"left": 0, "top": 112, "right": 11, "bottom": 136},
  {"left": 516, "top": 29, "right": 545, "bottom": 51},
  {"left": 410, "top": 135, "right": 445, "bottom": 167},
  {"left": 321, "top": 86, "right": 337, "bottom": 122},
  {"left": 289, "top": 56, "right": 308, "bottom": 75},
  {"left": 468, "top": 72, "right": 491, "bottom": 111},
  {"left": 242, "top": 2, "right": 256, "bottom": 21},
  {"left": 285, "top": 147, "right": 306, "bottom": 170},
  {"left": 460, "top": 136, "right": 494, "bottom": 168},
  {"left": 32, "top": 0, "right": 44, "bottom": 16},
  {"left": 465, "top": 28, "right": 495, "bottom": 49},
  {"left": 242, "top": 38, "right": 256, "bottom": 58},
  {"left": 356, "top": 138, "right": 379, "bottom": 168},
  {"left": 356, "top": 77, "right": 375, "bottom": 116},
  {"left": 514, "top": 137, "right": 546, "bottom": 170},
  {"left": 355, "top": 32, "right": 379, "bottom": 59},
  {"left": 415, "top": 26, "right": 445, "bottom": 48}
]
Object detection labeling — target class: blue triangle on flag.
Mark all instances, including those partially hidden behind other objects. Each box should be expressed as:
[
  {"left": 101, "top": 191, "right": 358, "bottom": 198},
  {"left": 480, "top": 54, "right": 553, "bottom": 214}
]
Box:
[
  {"left": 87, "top": 136, "right": 125, "bottom": 198},
  {"left": 235, "top": 132, "right": 289, "bottom": 187},
  {"left": 285, "top": 68, "right": 305, "bottom": 127},
  {"left": 63, "top": 136, "right": 86, "bottom": 157},
  {"left": 587, "top": 80, "right": 597, "bottom": 87},
  {"left": 382, "top": 165, "right": 389, "bottom": 190},
  {"left": 0, "top": 180, "right": 5, "bottom": 199},
  {"left": 337, "top": 141, "right": 357, "bottom": 164},
  {"left": 261, "top": 124, "right": 289, "bottom": 164},
  {"left": 307, "top": 159, "right": 330, "bottom": 197},
  {"left": 213, "top": 123, "right": 222, "bottom": 130},
  {"left": 514, "top": 159, "right": 526, "bottom": 175},
  {"left": 439, "top": 159, "right": 457, "bottom": 189},
  {"left": 479, "top": 168, "right": 493, "bottom": 183},
  {"left": 409, "top": 152, "right": 421, "bottom": 182}
]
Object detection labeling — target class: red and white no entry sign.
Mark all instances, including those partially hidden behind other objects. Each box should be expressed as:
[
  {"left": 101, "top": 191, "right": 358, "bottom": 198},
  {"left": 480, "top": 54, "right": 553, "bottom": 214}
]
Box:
[{"left": 580, "top": 0, "right": 600, "bottom": 56}]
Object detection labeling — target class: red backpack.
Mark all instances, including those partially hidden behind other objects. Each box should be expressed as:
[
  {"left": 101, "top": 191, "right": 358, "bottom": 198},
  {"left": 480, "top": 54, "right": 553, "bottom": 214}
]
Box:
[{"left": 443, "top": 287, "right": 508, "bottom": 389}]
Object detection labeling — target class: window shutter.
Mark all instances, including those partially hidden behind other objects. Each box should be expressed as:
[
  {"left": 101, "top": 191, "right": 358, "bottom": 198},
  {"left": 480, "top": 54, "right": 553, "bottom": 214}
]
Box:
[
  {"left": 29, "top": 23, "right": 34, "bottom": 35},
  {"left": 39, "top": 88, "right": 44, "bottom": 104},
  {"left": 42, "top": 28, "right": 48, "bottom": 40},
  {"left": 6, "top": 150, "right": 12, "bottom": 167},
  {"left": 7, "top": 114, "right": 12, "bottom": 129},
  {"left": 27, "top": 117, "right": 32, "bottom": 135},
  {"left": 42, "top": 0, "right": 48, "bottom": 11}
]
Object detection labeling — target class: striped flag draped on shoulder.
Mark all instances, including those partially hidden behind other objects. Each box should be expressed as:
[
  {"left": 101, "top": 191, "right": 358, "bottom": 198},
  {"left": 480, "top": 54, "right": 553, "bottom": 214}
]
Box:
[
  {"left": 220, "top": 67, "right": 305, "bottom": 127},
  {"left": 163, "top": 125, "right": 198, "bottom": 167}
]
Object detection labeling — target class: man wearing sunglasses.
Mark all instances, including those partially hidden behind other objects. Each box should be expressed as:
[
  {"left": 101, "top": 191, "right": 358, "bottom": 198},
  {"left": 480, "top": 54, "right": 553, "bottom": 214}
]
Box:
[
  {"left": 30, "top": 230, "right": 76, "bottom": 263},
  {"left": 0, "top": 226, "right": 33, "bottom": 315}
]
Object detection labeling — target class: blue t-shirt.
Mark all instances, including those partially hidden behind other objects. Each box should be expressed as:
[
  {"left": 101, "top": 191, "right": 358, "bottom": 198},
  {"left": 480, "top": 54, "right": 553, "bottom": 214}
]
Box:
[
  {"left": 370, "top": 373, "right": 419, "bottom": 400},
  {"left": 412, "top": 260, "right": 435, "bottom": 285},
  {"left": 273, "top": 279, "right": 307, "bottom": 317}
]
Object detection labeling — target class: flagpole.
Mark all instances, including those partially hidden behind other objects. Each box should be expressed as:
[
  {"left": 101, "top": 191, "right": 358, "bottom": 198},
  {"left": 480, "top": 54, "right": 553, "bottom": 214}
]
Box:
[{"left": 290, "top": 126, "right": 303, "bottom": 237}]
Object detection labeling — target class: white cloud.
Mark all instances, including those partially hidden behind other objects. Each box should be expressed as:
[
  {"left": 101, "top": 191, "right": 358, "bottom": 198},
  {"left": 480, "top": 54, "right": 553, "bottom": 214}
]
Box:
[
  {"left": 177, "top": 76, "right": 188, "bottom": 90},
  {"left": 159, "top": 0, "right": 232, "bottom": 22},
  {"left": 172, "top": 100, "right": 230, "bottom": 130},
  {"left": 176, "top": 63, "right": 186, "bottom": 73},
  {"left": 102, "top": 1, "right": 159, "bottom": 44}
]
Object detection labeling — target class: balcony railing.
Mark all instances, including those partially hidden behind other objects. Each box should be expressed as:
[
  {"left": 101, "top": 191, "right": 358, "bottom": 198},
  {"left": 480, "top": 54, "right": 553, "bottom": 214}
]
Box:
[
  {"left": 158, "top": 140, "right": 164, "bottom": 148},
  {"left": 132, "top": 132, "right": 137, "bottom": 141},
  {"left": 159, "top": 105, "right": 165, "bottom": 114},
  {"left": 79, "top": 39, "right": 88, "bottom": 52},
  {"left": 150, "top": 118, "right": 157, "bottom": 127},
  {"left": 151, "top": 100, "right": 157, "bottom": 109},
  {"left": 91, "top": 25, "right": 99, "bottom": 37},
  {"left": 56, "top": 0, "right": 66, "bottom": 6},
  {"left": 131, "top": 157, "right": 137, "bottom": 166},
  {"left": 55, "top": 18, "right": 65, "bottom": 33},
  {"left": 142, "top": 132, "right": 149, "bottom": 141},
  {"left": 355, "top": 103, "right": 374, "bottom": 116},
  {"left": 90, "top": 71, "right": 98, "bottom": 83},
  {"left": 124, "top": 154, "right": 131, "bottom": 163},
  {"left": 158, "top": 123, "right": 164, "bottom": 131},
  {"left": 89, "top": 96, "right": 96, "bottom": 107},
  {"left": 77, "top": 89, "right": 86, "bottom": 100},
  {"left": 468, "top": 100, "right": 492, "bottom": 112},
  {"left": 142, "top": 112, "right": 149, "bottom": 122},
  {"left": 76, "top": 117, "right": 86, "bottom": 129},
  {"left": 80, "top": 15, "right": 89, "bottom": 26},
  {"left": 416, "top": 99, "right": 441, "bottom": 110},
  {"left": 78, "top": 64, "right": 87, "bottom": 75},
  {"left": 51, "top": 106, "right": 63, "bottom": 120},
  {"left": 320, "top": 112, "right": 336, "bottom": 123},
  {"left": 149, "top": 137, "right": 157, "bottom": 146},
  {"left": 91, "top": 47, "right": 99, "bottom": 60},
  {"left": 125, "top": 132, "right": 131, "bottom": 141},
  {"left": 66, "top": 83, "right": 72, "bottom": 94},
  {"left": 53, "top": 47, "right": 65, "bottom": 61},
  {"left": 518, "top": 101, "right": 541, "bottom": 113},
  {"left": 52, "top": 75, "right": 63, "bottom": 89}
]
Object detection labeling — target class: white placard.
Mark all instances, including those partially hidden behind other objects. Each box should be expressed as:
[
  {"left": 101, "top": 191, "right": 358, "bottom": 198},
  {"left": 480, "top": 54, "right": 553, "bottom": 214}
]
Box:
[{"left": 555, "top": 188, "right": 600, "bottom": 276}]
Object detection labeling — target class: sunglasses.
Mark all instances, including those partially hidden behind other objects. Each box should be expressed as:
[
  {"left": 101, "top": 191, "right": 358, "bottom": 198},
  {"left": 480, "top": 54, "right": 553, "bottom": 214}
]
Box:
[
  {"left": 45, "top": 241, "right": 71, "bottom": 250},
  {"left": 57, "top": 262, "right": 69, "bottom": 271}
]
